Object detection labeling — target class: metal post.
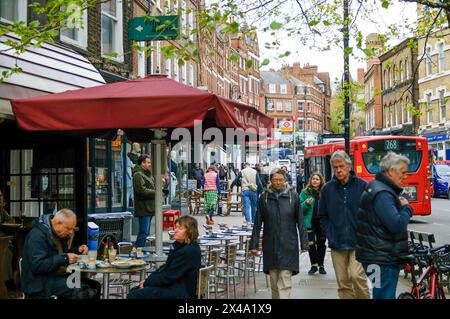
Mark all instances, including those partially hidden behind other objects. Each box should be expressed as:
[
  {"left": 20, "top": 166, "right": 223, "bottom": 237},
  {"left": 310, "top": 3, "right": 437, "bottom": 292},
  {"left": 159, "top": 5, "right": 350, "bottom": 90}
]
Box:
[
  {"left": 343, "top": 0, "right": 350, "bottom": 155},
  {"left": 152, "top": 140, "right": 164, "bottom": 261},
  {"left": 293, "top": 120, "right": 296, "bottom": 159},
  {"left": 304, "top": 86, "right": 307, "bottom": 151},
  {"left": 146, "top": 0, "right": 152, "bottom": 76}
]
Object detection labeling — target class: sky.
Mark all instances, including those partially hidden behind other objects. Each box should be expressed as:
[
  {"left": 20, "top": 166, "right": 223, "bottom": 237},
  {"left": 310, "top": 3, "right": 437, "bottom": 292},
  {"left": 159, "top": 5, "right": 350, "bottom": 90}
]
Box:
[{"left": 257, "top": 1, "right": 418, "bottom": 88}]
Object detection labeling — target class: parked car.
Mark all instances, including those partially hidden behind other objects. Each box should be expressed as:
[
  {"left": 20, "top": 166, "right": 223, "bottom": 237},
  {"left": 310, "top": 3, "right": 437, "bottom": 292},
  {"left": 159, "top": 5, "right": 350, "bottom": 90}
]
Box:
[{"left": 432, "top": 162, "right": 450, "bottom": 198}]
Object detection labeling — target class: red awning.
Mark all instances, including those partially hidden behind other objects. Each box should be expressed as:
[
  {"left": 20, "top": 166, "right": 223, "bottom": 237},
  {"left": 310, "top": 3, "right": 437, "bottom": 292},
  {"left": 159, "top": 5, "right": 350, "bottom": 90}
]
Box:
[{"left": 11, "top": 75, "right": 273, "bottom": 136}]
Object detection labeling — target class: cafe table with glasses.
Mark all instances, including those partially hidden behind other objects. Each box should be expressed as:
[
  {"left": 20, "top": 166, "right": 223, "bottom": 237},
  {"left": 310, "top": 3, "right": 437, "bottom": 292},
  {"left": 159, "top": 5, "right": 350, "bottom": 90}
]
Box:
[{"left": 67, "top": 259, "right": 147, "bottom": 299}]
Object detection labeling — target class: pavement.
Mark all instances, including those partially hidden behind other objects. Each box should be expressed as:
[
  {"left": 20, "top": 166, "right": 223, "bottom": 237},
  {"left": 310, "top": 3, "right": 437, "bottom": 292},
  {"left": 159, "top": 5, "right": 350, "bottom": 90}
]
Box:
[
  {"left": 189, "top": 212, "right": 412, "bottom": 299},
  {"left": 136, "top": 207, "right": 450, "bottom": 299}
]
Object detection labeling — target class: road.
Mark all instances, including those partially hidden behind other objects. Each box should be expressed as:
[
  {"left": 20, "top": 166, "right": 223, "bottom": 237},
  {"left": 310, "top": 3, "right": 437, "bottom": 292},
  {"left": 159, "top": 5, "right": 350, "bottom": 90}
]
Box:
[{"left": 408, "top": 198, "right": 450, "bottom": 245}]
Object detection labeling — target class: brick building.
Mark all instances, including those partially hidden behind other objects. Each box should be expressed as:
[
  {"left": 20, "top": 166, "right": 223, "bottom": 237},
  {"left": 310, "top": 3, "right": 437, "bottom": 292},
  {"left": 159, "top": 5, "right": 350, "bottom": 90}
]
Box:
[{"left": 260, "top": 62, "right": 332, "bottom": 151}]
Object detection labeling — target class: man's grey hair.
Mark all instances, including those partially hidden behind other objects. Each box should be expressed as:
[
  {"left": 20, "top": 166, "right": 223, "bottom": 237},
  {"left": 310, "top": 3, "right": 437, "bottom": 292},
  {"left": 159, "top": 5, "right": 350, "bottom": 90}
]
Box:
[
  {"left": 330, "top": 150, "right": 352, "bottom": 167},
  {"left": 54, "top": 208, "right": 77, "bottom": 221},
  {"left": 379, "top": 152, "right": 410, "bottom": 173}
]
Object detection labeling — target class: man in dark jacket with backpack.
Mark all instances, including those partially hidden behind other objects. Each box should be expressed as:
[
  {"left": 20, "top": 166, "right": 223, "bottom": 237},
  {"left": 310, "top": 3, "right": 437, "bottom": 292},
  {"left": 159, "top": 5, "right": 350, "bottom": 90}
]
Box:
[
  {"left": 318, "top": 150, "right": 370, "bottom": 299},
  {"left": 356, "top": 152, "right": 413, "bottom": 299},
  {"left": 21, "top": 209, "right": 100, "bottom": 299}
]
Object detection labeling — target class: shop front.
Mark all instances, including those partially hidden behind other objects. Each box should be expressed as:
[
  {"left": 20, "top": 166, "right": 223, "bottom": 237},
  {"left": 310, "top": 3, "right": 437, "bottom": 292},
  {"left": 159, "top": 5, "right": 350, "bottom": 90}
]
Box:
[{"left": 426, "top": 133, "right": 450, "bottom": 161}]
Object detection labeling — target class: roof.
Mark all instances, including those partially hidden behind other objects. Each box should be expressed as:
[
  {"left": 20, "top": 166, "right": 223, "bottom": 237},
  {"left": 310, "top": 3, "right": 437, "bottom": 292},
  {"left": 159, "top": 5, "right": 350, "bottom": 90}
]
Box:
[
  {"left": 260, "top": 71, "right": 290, "bottom": 84},
  {"left": 313, "top": 75, "right": 324, "bottom": 85}
]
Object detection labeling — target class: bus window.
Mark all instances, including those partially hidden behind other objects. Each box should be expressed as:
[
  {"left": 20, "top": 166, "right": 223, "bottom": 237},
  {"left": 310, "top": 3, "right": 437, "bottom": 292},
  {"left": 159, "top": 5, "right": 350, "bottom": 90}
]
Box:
[{"left": 362, "top": 139, "right": 422, "bottom": 173}]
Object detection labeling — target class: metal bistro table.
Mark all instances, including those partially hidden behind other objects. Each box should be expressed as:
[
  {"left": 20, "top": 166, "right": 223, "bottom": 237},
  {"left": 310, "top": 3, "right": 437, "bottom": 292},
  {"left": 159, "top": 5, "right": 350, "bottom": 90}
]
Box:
[{"left": 67, "top": 263, "right": 147, "bottom": 299}]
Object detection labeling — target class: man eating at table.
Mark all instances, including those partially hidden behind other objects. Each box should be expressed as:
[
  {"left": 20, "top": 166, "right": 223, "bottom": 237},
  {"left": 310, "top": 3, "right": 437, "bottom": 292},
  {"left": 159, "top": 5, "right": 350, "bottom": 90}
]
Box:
[{"left": 21, "top": 208, "right": 100, "bottom": 299}]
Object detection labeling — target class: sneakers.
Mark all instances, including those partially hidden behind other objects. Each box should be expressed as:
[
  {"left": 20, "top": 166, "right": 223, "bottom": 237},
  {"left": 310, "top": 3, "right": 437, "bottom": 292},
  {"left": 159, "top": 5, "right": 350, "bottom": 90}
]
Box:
[
  {"left": 308, "top": 266, "right": 318, "bottom": 275},
  {"left": 319, "top": 266, "right": 327, "bottom": 275}
]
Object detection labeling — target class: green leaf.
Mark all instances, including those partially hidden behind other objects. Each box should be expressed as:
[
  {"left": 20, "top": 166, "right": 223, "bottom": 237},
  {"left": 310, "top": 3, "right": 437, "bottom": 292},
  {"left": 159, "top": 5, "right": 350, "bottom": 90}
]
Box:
[
  {"left": 246, "top": 59, "right": 254, "bottom": 69},
  {"left": 230, "top": 52, "right": 239, "bottom": 62},
  {"left": 270, "top": 21, "right": 282, "bottom": 30},
  {"left": 381, "top": 0, "right": 390, "bottom": 9},
  {"left": 260, "top": 59, "right": 270, "bottom": 67}
]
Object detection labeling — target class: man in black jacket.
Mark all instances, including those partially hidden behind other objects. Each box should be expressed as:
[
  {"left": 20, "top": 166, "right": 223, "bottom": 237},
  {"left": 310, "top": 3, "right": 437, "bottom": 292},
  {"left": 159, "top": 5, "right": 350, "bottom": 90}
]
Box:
[
  {"left": 190, "top": 163, "right": 205, "bottom": 189},
  {"left": 249, "top": 169, "right": 309, "bottom": 299},
  {"left": 356, "top": 152, "right": 413, "bottom": 299},
  {"left": 318, "top": 150, "right": 370, "bottom": 299},
  {"left": 21, "top": 209, "right": 100, "bottom": 299}
]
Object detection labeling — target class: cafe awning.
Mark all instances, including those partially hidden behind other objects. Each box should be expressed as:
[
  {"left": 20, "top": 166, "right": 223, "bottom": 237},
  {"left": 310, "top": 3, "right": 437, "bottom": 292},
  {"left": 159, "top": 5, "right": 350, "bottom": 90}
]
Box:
[
  {"left": 0, "top": 33, "right": 105, "bottom": 119},
  {"left": 11, "top": 75, "right": 273, "bottom": 137}
]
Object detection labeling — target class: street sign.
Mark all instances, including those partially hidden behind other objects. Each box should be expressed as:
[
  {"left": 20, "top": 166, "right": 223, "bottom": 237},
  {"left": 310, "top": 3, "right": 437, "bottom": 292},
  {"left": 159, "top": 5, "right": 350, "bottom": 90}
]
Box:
[
  {"left": 279, "top": 120, "right": 293, "bottom": 132},
  {"left": 128, "top": 15, "right": 179, "bottom": 41}
]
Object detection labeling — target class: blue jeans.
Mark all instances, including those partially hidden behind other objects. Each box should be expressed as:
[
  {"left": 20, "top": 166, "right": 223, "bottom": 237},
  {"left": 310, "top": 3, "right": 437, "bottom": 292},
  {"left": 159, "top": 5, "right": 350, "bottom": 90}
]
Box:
[
  {"left": 242, "top": 189, "right": 258, "bottom": 223},
  {"left": 363, "top": 263, "right": 400, "bottom": 299},
  {"left": 135, "top": 216, "right": 152, "bottom": 247}
]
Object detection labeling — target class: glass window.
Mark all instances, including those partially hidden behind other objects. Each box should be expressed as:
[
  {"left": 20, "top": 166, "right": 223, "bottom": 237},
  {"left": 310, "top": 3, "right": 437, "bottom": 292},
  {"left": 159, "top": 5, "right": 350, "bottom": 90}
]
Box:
[
  {"left": 94, "top": 140, "right": 108, "bottom": 209},
  {"left": 165, "top": 59, "right": 172, "bottom": 78},
  {"left": 285, "top": 101, "right": 292, "bottom": 112},
  {"left": 112, "top": 137, "right": 123, "bottom": 208},
  {"left": 276, "top": 101, "right": 283, "bottom": 111},
  {"left": 173, "top": 61, "right": 179, "bottom": 82},
  {"left": 189, "top": 64, "right": 194, "bottom": 86},
  {"left": 438, "top": 42, "right": 445, "bottom": 72},
  {"left": 60, "top": 6, "right": 88, "bottom": 48},
  {"left": 280, "top": 84, "right": 287, "bottom": 94},
  {"left": 101, "top": 0, "right": 123, "bottom": 60},
  {"left": 269, "top": 84, "right": 276, "bottom": 93},
  {"left": 426, "top": 93, "right": 433, "bottom": 124},
  {"left": 362, "top": 139, "right": 423, "bottom": 174},
  {"left": 0, "top": 0, "right": 26, "bottom": 22},
  {"left": 426, "top": 47, "right": 432, "bottom": 76},
  {"left": 298, "top": 119, "right": 304, "bottom": 130},
  {"left": 439, "top": 90, "right": 446, "bottom": 121},
  {"left": 298, "top": 101, "right": 304, "bottom": 112},
  {"left": 266, "top": 99, "right": 274, "bottom": 112},
  {"left": 399, "top": 62, "right": 404, "bottom": 82},
  {"left": 137, "top": 42, "right": 146, "bottom": 78}
]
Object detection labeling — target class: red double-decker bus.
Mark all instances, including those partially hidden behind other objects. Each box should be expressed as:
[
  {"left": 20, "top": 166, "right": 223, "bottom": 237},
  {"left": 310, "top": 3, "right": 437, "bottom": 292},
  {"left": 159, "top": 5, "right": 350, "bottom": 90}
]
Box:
[{"left": 304, "top": 136, "right": 432, "bottom": 216}]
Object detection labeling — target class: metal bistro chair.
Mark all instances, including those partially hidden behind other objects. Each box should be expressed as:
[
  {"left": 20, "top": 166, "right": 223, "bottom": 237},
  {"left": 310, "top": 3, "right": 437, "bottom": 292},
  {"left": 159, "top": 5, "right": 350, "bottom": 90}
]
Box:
[
  {"left": 217, "top": 243, "right": 238, "bottom": 299},
  {"left": 236, "top": 238, "right": 257, "bottom": 297},
  {"left": 208, "top": 248, "right": 222, "bottom": 299},
  {"left": 197, "top": 265, "right": 214, "bottom": 299}
]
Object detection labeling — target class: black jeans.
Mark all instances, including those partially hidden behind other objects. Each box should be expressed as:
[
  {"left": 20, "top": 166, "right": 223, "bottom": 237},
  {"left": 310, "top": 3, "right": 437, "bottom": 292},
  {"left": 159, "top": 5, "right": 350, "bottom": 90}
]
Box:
[
  {"left": 307, "top": 218, "right": 326, "bottom": 267},
  {"left": 26, "top": 276, "right": 101, "bottom": 299}
]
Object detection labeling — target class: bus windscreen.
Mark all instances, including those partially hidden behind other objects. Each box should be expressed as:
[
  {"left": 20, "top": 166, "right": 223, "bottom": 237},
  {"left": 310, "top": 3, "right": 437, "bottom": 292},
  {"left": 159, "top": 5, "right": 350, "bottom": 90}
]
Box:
[{"left": 362, "top": 139, "right": 422, "bottom": 174}]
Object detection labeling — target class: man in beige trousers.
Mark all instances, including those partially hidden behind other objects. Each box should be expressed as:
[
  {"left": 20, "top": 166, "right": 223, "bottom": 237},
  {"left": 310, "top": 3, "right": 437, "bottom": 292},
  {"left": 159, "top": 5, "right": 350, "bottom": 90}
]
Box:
[{"left": 318, "top": 151, "right": 370, "bottom": 299}]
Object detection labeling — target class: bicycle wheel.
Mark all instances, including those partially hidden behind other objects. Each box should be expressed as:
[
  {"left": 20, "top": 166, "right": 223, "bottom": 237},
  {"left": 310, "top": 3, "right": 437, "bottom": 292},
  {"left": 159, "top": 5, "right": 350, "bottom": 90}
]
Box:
[{"left": 398, "top": 292, "right": 415, "bottom": 299}]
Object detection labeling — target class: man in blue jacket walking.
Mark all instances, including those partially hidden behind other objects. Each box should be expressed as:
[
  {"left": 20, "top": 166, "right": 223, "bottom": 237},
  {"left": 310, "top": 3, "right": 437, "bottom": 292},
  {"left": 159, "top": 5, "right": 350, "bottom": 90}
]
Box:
[{"left": 318, "top": 150, "right": 370, "bottom": 299}]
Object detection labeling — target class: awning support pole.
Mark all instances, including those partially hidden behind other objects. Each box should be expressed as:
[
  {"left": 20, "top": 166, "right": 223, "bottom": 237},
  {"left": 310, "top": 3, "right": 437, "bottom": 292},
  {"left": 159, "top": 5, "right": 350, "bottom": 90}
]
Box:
[{"left": 152, "top": 139, "right": 164, "bottom": 264}]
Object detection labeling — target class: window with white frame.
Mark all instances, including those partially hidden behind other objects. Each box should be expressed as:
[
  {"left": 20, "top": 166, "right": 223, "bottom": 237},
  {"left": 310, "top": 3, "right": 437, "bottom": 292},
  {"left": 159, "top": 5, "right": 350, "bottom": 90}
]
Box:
[
  {"left": 101, "top": 0, "right": 123, "bottom": 61},
  {"left": 390, "top": 105, "right": 394, "bottom": 127},
  {"left": 399, "top": 62, "right": 404, "bottom": 82},
  {"left": 393, "top": 64, "right": 397, "bottom": 84},
  {"left": 439, "top": 90, "right": 446, "bottom": 121},
  {"left": 137, "top": 42, "right": 146, "bottom": 78},
  {"left": 248, "top": 78, "right": 252, "bottom": 93},
  {"left": 298, "top": 119, "right": 304, "bottom": 131},
  {"left": 372, "top": 108, "right": 375, "bottom": 128},
  {"left": 385, "top": 105, "right": 390, "bottom": 127},
  {"left": 406, "top": 97, "right": 412, "bottom": 123},
  {"left": 156, "top": 0, "right": 162, "bottom": 11},
  {"left": 394, "top": 103, "right": 398, "bottom": 126},
  {"left": 405, "top": 58, "right": 409, "bottom": 79},
  {"left": 189, "top": 11, "right": 194, "bottom": 41},
  {"left": 401, "top": 99, "right": 406, "bottom": 124},
  {"left": 269, "top": 84, "right": 276, "bottom": 93},
  {"left": 156, "top": 42, "right": 161, "bottom": 73},
  {"left": 426, "top": 46, "right": 432, "bottom": 76},
  {"left": 285, "top": 101, "right": 292, "bottom": 112},
  {"left": 173, "top": 0, "right": 179, "bottom": 12},
  {"left": 189, "top": 64, "right": 194, "bottom": 86},
  {"left": 165, "top": 59, "right": 172, "bottom": 78},
  {"left": 298, "top": 101, "right": 304, "bottom": 112},
  {"left": 276, "top": 101, "right": 283, "bottom": 111},
  {"left": 426, "top": 93, "right": 433, "bottom": 124},
  {"left": 181, "top": 0, "right": 187, "bottom": 34},
  {"left": 0, "top": 0, "right": 27, "bottom": 23},
  {"left": 182, "top": 63, "right": 187, "bottom": 84},
  {"left": 60, "top": 6, "right": 88, "bottom": 48},
  {"left": 389, "top": 68, "right": 392, "bottom": 87},
  {"left": 384, "top": 70, "right": 388, "bottom": 89},
  {"left": 280, "top": 84, "right": 287, "bottom": 94},
  {"left": 438, "top": 42, "right": 445, "bottom": 73},
  {"left": 266, "top": 99, "right": 274, "bottom": 111},
  {"left": 173, "top": 61, "right": 179, "bottom": 82}
]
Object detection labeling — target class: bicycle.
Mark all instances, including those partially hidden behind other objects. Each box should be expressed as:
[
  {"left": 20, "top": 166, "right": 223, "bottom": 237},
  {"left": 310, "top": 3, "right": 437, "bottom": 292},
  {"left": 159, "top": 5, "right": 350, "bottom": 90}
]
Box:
[{"left": 398, "top": 244, "right": 449, "bottom": 299}]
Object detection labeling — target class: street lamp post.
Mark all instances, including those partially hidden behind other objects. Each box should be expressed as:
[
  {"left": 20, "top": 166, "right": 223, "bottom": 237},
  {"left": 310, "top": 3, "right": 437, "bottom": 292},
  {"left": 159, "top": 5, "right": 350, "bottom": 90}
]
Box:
[
  {"left": 146, "top": 0, "right": 152, "bottom": 76},
  {"left": 343, "top": 0, "right": 350, "bottom": 155},
  {"left": 303, "top": 86, "right": 307, "bottom": 151}
]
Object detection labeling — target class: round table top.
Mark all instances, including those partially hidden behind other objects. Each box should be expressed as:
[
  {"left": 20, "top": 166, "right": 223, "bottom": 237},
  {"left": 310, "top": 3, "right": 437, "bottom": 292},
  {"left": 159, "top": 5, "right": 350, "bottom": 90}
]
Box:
[
  {"left": 143, "top": 254, "right": 168, "bottom": 263},
  {"left": 67, "top": 263, "right": 146, "bottom": 274}
]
